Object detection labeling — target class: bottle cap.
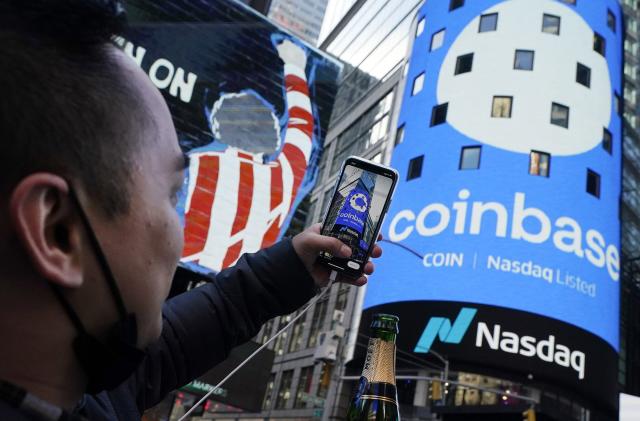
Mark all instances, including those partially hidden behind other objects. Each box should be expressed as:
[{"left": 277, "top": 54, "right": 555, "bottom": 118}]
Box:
[{"left": 371, "top": 313, "right": 399, "bottom": 333}]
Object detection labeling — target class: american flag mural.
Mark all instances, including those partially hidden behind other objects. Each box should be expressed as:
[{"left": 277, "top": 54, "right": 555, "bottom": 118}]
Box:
[
  {"left": 181, "top": 40, "right": 314, "bottom": 271},
  {"left": 118, "top": 0, "right": 341, "bottom": 275}
]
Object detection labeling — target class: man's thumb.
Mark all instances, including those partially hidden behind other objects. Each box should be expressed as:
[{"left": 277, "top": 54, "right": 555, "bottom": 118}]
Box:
[{"left": 311, "top": 234, "right": 351, "bottom": 258}]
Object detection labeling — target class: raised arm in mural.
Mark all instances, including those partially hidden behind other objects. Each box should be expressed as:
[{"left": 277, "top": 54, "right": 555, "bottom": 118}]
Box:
[{"left": 181, "top": 38, "right": 314, "bottom": 272}]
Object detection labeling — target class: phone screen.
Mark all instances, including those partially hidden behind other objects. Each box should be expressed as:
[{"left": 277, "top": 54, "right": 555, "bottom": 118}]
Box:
[{"left": 319, "top": 159, "right": 396, "bottom": 275}]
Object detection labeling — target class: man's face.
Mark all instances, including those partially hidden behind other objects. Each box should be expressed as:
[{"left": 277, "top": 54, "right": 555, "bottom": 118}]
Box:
[{"left": 89, "top": 50, "right": 185, "bottom": 347}]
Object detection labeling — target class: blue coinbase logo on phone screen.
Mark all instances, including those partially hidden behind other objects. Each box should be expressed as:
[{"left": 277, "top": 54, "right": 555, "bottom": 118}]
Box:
[{"left": 335, "top": 187, "right": 370, "bottom": 234}]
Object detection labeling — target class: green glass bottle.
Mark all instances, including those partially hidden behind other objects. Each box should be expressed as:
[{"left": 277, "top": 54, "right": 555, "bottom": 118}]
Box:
[{"left": 346, "top": 314, "right": 400, "bottom": 421}]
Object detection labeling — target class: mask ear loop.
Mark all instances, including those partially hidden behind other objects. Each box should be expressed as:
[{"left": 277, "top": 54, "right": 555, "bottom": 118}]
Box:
[
  {"left": 177, "top": 270, "right": 340, "bottom": 421},
  {"left": 66, "top": 187, "right": 128, "bottom": 320},
  {"left": 49, "top": 283, "right": 90, "bottom": 336}
]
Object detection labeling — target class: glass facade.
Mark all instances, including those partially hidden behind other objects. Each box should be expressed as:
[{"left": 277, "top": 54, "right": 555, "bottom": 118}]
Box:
[
  {"left": 329, "top": 91, "right": 393, "bottom": 174},
  {"left": 322, "top": 0, "right": 423, "bottom": 120}
]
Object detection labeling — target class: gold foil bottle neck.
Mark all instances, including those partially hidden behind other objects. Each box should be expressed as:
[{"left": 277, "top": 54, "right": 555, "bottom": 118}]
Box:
[{"left": 361, "top": 338, "right": 396, "bottom": 385}]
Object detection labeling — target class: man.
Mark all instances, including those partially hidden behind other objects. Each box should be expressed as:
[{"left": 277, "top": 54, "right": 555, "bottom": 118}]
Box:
[{"left": 0, "top": 1, "right": 381, "bottom": 420}]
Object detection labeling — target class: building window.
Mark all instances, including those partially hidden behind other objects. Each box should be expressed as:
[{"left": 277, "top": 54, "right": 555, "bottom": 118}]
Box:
[
  {"left": 287, "top": 311, "right": 306, "bottom": 353},
  {"left": 263, "top": 374, "right": 275, "bottom": 410},
  {"left": 459, "top": 146, "right": 481, "bottom": 170},
  {"left": 594, "top": 32, "right": 606, "bottom": 56},
  {"left": 273, "top": 315, "right": 291, "bottom": 355},
  {"left": 395, "top": 124, "right": 405, "bottom": 146},
  {"left": 412, "top": 72, "right": 425, "bottom": 96},
  {"left": 260, "top": 319, "right": 274, "bottom": 344},
  {"left": 479, "top": 13, "right": 498, "bottom": 32},
  {"left": 607, "top": 9, "right": 616, "bottom": 33},
  {"left": 431, "top": 29, "right": 445, "bottom": 51},
  {"left": 416, "top": 17, "right": 425, "bottom": 37},
  {"left": 274, "top": 370, "right": 294, "bottom": 409},
  {"left": 625, "top": 85, "right": 637, "bottom": 107},
  {"left": 615, "top": 92, "right": 622, "bottom": 116},
  {"left": 491, "top": 96, "right": 512, "bottom": 118},
  {"left": 321, "top": 189, "right": 333, "bottom": 220},
  {"left": 304, "top": 198, "right": 317, "bottom": 228},
  {"left": 449, "top": 0, "right": 464, "bottom": 11},
  {"left": 335, "top": 284, "right": 350, "bottom": 311},
  {"left": 317, "top": 363, "right": 332, "bottom": 398},
  {"left": 603, "top": 128, "right": 612, "bottom": 154},
  {"left": 293, "top": 366, "right": 314, "bottom": 409},
  {"left": 586, "top": 169, "right": 601, "bottom": 198},
  {"left": 550, "top": 102, "right": 569, "bottom": 128},
  {"left": 431, "top": 103, "right": 448, "bottom": 126},
  {"left": 514, "top": 50, "right": 534, "bottom": 70},
  {"left": 306, "top": 298, "right": 328, "bottom": 348},
  {"left": 529, "top": 151, "right": 550, "bottom": 177},
  {"left": 542, "top": 14, "right": 560, "bottom": 35},
  {"left": 372, "top": 152, "right": 382, "bottom": 163},
  {"left": 407, "top": 155, "right": 424, "bottom": 181},
  {"left": 576, "top": 63, "right": 591, "bottom": 87},
  {"left": 455, "top": 53, "right": 474, "bottom": 75}
]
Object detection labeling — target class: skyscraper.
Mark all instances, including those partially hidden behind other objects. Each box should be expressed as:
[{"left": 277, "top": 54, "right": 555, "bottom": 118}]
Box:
[{"left": 267, "top": 0, "right": 329, "bottom": 45}]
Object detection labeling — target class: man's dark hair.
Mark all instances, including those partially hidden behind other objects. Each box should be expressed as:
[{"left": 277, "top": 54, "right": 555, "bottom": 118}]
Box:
[{"left": 0, "top": 0, "right": 151, "bottom": 216}]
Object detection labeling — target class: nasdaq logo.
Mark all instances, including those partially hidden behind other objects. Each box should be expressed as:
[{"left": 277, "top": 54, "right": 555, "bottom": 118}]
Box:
[{"left": 414, "top": 308, "right": 477, "bottom": 353}]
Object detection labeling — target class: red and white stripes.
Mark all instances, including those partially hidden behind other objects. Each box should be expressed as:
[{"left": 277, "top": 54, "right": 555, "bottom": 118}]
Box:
[{"left": 181, "top": 50, "right": 314, "bottom": 272}]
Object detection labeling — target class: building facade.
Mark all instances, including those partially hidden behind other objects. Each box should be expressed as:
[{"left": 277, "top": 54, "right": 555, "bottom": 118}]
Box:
[
  {"left": 247, "top": 1, "right": 423, "bottom": 420},
  {"left": 619, "top": 0, "right": 640, "bottom": 400}
]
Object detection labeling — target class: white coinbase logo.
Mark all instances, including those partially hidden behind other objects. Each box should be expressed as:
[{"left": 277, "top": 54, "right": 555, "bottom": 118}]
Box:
[
  {"left": 350, "top": 193, "right": 368, "bottom": 212},
  {"left": 388, "top": 189, "right": 620, "bottom": 281},
  {"left": 437, "top": 0, "right": 611, "bottom": 156}
]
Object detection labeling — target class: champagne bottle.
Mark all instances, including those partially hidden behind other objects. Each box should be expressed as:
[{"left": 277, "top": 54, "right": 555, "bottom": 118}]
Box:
[{"left": 346, "top": 314, "right": 400, "bottom": 421}]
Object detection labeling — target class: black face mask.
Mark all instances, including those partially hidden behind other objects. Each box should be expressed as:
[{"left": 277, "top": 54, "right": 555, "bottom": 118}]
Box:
[{"left": 48, "top": 188, "right": 146, "bottom": 394}]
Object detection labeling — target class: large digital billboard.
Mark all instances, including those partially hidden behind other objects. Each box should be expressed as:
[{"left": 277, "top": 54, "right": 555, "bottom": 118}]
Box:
[
  {"left": 117, "top": 0, "right": 341, "bottom": 274},
  {"left": 362, "top": 0, "right": 622, "bottom": 413}
]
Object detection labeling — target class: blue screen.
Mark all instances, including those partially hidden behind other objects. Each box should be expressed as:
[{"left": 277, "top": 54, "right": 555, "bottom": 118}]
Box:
[{"left": 366, "top": 0, "right": 622, "bottom": 350}]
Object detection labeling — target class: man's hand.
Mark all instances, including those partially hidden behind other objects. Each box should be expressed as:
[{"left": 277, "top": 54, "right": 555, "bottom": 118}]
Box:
[{"left": 292, "top": 223, "right": 383, "bottom": 288}]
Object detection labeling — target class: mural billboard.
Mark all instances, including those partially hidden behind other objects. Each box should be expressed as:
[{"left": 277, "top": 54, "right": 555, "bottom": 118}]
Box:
[
  {"left": 117, "top": 0, "right": 341, "bottom": 274},
  {"left": 361, "top": 0, "right": 622, "bottom": 413}
]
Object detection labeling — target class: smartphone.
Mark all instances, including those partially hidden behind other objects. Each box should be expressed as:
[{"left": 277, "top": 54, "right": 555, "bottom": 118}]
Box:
[{"left": 317, "top": 156, "right": 398, "bottom": 278}]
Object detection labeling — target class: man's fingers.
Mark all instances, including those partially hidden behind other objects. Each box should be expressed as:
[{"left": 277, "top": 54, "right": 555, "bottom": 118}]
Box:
[
  {"left": 363, "top": 261, "right": 374, "bottom": 275},
  {"left": 309, "top": 222, "right": 322, "bottom": 234},
  {"left": 309, "top": 233, "right": 351, "bottom": 258},
  {"left": 353, "top": 275, "right": 368, "bottom": 286},
  {"left": 370, "top": 244, "right": 382, "bottom": 258}
]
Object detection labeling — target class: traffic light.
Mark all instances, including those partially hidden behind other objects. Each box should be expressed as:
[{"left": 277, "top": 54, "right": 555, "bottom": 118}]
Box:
[{"left": 522, "top": 408, "right": 536, "bottom": 421}]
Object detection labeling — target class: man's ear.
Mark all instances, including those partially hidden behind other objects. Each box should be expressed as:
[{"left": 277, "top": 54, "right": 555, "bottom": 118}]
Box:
[{"left": 9, "top": 174, "right": 84, "bottom": 288}]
